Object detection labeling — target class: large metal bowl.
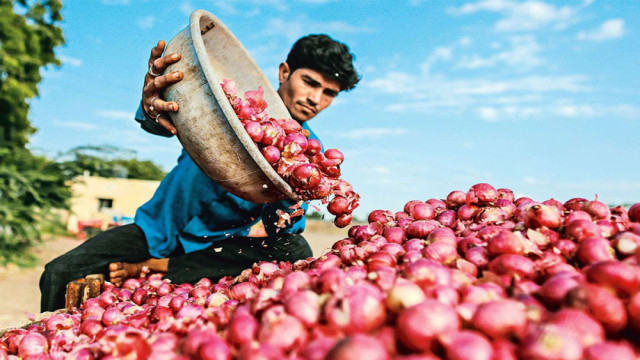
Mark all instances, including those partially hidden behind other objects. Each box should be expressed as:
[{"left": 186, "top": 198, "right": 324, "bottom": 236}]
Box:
[{"left": 162, "top": 9, "right": 298, "bottom": 203}]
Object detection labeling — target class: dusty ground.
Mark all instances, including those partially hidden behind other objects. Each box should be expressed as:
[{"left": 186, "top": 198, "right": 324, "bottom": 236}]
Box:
[{"left": 0, "top": 220, "right": 348, "bottom": 329}]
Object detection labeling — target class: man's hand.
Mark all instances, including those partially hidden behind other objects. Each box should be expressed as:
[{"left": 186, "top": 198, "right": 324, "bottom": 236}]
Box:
[{"left": 143, "top": 40, "right": 184, "bottom": 135}]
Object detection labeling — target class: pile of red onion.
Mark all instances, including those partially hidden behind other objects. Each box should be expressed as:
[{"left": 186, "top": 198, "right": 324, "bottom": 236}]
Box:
[
  {"left": 4, "top": 183, "right": 640, "bottom": 359},
  {"left": 221, "top": 79, "right": 359, "bottom": 228}
]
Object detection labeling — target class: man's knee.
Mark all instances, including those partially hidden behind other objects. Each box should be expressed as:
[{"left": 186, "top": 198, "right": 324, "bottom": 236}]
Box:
[{"left": 273, "top": 233, "right": 313, "bottom": 261}]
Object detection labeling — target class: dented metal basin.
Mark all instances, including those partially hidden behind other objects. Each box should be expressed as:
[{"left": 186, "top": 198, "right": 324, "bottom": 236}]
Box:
[{"left": 163, "top": 9, "right": 297, "bottom": 203}]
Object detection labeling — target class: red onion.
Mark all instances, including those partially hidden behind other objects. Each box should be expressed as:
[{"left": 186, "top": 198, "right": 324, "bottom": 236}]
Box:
[
  {"left": 324, "top": 283, "right": 386, "bottom": 334},
  {"left": 467, "top": 183, "right": 498, "bottom": 205},
  {"left": 230, "top": 282, "right": 259, "bottom": 301},
  {"left": 326, "top": 334, "right": 390, "bottom": 360},
  {"left": 381, "top": 226, "right": 404, "bottom": 244},
  {"left": 524, "top": 204, "right": 562, "bottom": 229},
  {"left": 283, "top": 290, "right": 321, "bottom": 327},
  {"left": 290, "top": 163, "right": 322, "bottom": 190},
  {"left": 327, "top": 196, "right": 349, "bottom": 216},
  {"left": 457, "top": 204, "right": 479, "bottom": 220},
  {"left": 410, "top": 202, "right": 436, "bottom": 220},
  {"left": 585, "top": 260, "right": 640, "bottom": 296},
  {"left": 422, "top": 242, "right": 458, "bottom": 265},
  {"left": 446, "top": 190, "right": 467, "bottom": 207},
  {"left": 565, "top": 283, "right": 628, "bottom": 334},
  {"left": 304, "top": 138, "right": 322, "bottom": 155},
  {"left": 386, "top": 279, "right": 426, "bottom": 312},
  {"left": 244, "top": 121, "right": 264, "bottom": 143},
  {"left": 536, "top": 272, "right": 581, "bottom": 309},
  {"left": 302, "top": 338, "right": 338, "bottom": 360},
  {"left": 518, "top": 324, "right": 583, "bottom": 360},
  {"left": 566, "top": 219, "right": 602, "bottom": 242},
  {"left": 403, "top": 200, "right": 423, "bottom": 214},
  {"left": 199, "top": 338, "right": 232, "bottom": 360},
  {"left": 334, "top": 213, "right": 353, "bottom": 228},
  {"left": 396, "top": 299, "right": 460, "bottom": 352},
  {"left": 406, "top": 220, "right": 440, "bottom": 238},
  {"left": 404, "top": 238, "right": 426, "bottom": 252},
  {"left": 283, "top": 133, "right": 309, "bottom": 156},
  {"left": 101, "top": 307, "right": 125, "bottom": 326},
  {"left": 583, "top": 341, "right": 636, "bottom": 360},
  {"left": 576, "top": 237, "right": 615, "bottom": 265},
  {"left": 436, "top": 209, "right": 457, "bottom": 228},
  {"left": 547, "top": 308, "right": 605, "bottom": 347},
  {"left": 442, "top": 330, "right": 494, "bottom": 360},
  {"left": 488, "top": 254, "right": 536, "bottom": 280},
  {"left": 18, "top": 333, "right": 48, "bottom": 358},
  {"left": 471, "top": 299, "right": 527, "bottom": 339},
  {"left": 628, "top": 203, "right": 640, "bottom": 222},
  {"left": 380, "top": 243, "right": 405, "bottom": 259},
  {"left": 403, "top": 258, "right": 452, "bottom": 289},
  {"left": 368, "top": 209, "right": 395, "bottom": 225},
  {"left": 487, "top": 230, "right": 525, "bottom": 255},
  {"left": 324, "top": 148, "right": 344, "bottom": 166},
  {"left": 612, "top": 231, "right": 640, "bottom": 255},
  {"left": 228, "top": 313, "right": 258, "bottom": 346},
  {"left": 464, "top": 246, "right": 489, "bottom": 268},
  {"left": 367, "top": 251, "right": 397, "bottom": 271},
  {"left": 260, "top": 145, "right": 281, "bottom": 165},
  {"left": 582, "top": 197, "right": 611, "bottom": 220},
  {"left": 258, "top": 314, "right": 308, "bottom": 353}
]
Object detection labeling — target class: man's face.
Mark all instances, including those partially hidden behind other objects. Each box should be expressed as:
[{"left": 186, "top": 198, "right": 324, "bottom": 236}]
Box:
[{"left": 277, "top": 63, "right": 341, "bottom": 123}]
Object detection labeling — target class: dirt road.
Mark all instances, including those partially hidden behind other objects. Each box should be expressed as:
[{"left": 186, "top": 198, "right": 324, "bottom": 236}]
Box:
[{"left": 0, "top": 220, "right": 347, "bottom": 329}]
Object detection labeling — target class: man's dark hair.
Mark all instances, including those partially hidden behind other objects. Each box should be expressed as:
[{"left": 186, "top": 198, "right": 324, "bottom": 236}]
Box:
[{"left": 286, "top": 34, "right": 361, "bottom": 92}]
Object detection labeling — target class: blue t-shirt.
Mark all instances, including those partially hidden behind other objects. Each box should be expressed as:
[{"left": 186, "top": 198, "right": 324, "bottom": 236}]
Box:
[{"left": 133, "top": 104, "right": 317, "bottom": 258}]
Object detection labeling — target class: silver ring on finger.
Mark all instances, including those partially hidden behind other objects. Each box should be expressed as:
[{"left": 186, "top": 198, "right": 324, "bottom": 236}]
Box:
[
  {"left": 148, "top": 65, "right": 162, "bottom": 77},
  {"left": 149, "top": 96, "right": 159, "bottom": 113},
  {"left": 155, "top": 112, "right": 163, "bottom": 123}
]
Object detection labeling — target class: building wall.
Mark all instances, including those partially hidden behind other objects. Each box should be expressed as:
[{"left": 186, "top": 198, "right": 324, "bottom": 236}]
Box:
[{"left": 66, "top": 175, "right": 160, "bottom": 232}]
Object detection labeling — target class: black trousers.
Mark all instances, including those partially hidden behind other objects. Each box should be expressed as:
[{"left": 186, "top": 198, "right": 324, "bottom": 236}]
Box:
[{"left": 39, "top": 223, "right": 312, "bottom": 312}]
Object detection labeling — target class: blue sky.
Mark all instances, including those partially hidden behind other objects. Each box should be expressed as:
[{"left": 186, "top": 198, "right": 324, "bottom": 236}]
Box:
[{"left": 30, "top": 0, "right": 640, "bottom": 219}]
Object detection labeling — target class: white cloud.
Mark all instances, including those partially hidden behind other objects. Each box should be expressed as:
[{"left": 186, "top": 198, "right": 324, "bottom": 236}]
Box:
[
  {"left": 577, "top": 19, "right": 625, "bottom": 41},
  {"left": 367, "top": 73, "right": 589, "bottom": 98},
  {"left": 523, "top": 176, "right": 537, "bottom": 184},
  {"left": 58, "top": 55, "right": 83, "bottom": 67},
  {"left": 456, "top": 35, "right": 543, "bottom": 70},
  {"left": 337, "top": 128, "right": 408, "bottom": 140},
  {"left": 458, "top": 36, "right": 473, "bottom": 47},
  {"left": 470, "top": 102, "right": 640, "bottom": 122},
  {"left": 137, "top": 16, "right": 155, "bottom": 30},
  {"left": 449, "top": 0, "right": 579, "bottom": 32},
  {"left": 96, "top": 110, "right": 135, "bottom": 120},
  {"left": 478, "top": 107, "right": 499, "bottom": 121},
  {"left": 372, "top": 166, "right": 391, "bottom": 174},
  {"left": 179, "top": 1, "right": 195, "bottom": 16},
  {"left": 54, "top": 121, "right": 99, "bottom": 130}
]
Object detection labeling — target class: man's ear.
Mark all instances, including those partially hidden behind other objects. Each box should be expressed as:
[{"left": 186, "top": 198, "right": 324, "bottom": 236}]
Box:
[{"left": 278, "top": 62, "right": 291, "bottom": 84}]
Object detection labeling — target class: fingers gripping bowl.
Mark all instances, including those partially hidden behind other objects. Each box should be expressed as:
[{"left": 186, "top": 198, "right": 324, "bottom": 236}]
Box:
[{"left": 162, "top": 10, "right": 298, "bottom": 203}]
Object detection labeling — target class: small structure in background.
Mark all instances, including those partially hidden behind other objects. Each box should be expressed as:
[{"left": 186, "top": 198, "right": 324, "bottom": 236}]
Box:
[{"left": 64, "top": 173, "right": 160, "bottom": 239}]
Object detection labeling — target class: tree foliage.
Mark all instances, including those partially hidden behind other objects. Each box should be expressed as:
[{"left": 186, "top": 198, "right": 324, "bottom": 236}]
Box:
[
  {"left": 0, "top": 0, "right": 66, "bottom": 265},
  {"left": 1, "top": 0, "right": 64, "bottom": 148},
  {"left": 58, "top": 145, "right": 166, "bottom": 181}
]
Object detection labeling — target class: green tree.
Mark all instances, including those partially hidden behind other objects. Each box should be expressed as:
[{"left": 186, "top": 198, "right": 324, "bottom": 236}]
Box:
[
  {"left": 58, "top": 145, "right": 166, "bottom": 181},
  {"left": 0, "top": 0, "right": 67, "bottom": 265}
]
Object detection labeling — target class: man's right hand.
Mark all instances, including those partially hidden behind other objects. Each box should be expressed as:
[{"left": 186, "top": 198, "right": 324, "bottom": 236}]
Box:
[{"left": 143, "top": 40, "right": 184, "bottom": 135}]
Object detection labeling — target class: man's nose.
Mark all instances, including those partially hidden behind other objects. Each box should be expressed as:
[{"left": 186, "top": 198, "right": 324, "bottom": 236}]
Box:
[{"left": 307, "top": 89, "right": 322, "bottom": 105}]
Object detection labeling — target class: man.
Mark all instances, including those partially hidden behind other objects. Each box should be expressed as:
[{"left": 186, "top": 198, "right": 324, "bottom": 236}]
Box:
[{"left": 40, "top": 34, "right": 360, "bottom": 312}]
